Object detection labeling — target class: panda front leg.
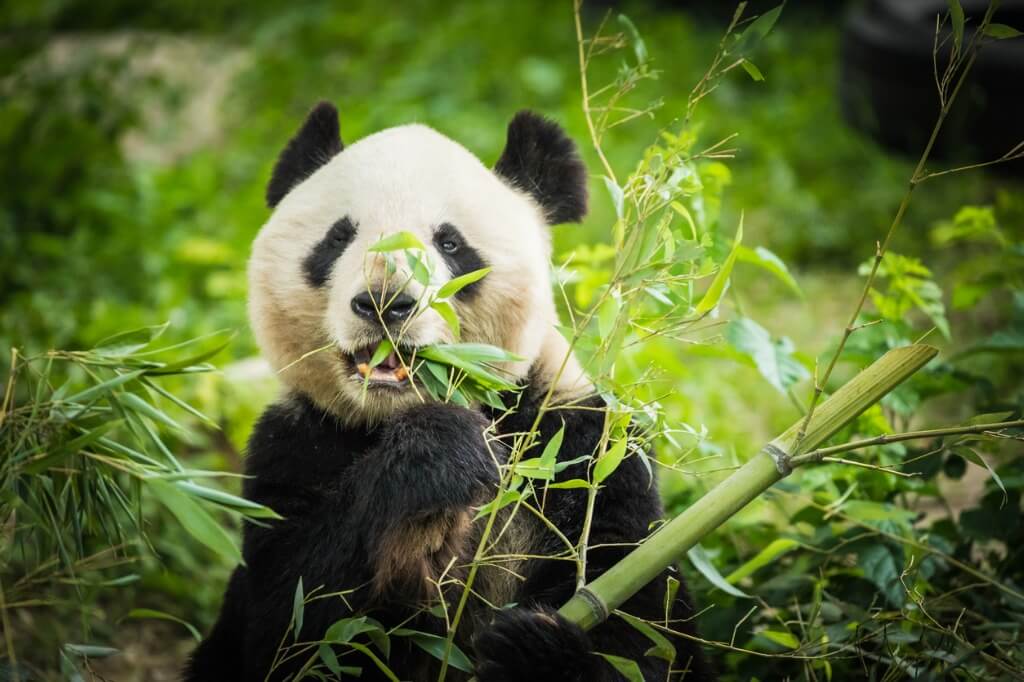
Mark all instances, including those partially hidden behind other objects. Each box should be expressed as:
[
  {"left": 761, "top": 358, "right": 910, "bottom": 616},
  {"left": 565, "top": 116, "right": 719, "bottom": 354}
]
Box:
[{"left": 229, "top": 400, "right": 499, "bottom": 680}]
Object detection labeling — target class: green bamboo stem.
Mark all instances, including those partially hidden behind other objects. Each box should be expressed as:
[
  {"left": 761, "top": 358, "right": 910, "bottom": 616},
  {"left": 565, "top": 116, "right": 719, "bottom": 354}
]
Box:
[{"left": 558, "top": 344, "right": 939, "bottom": 631}]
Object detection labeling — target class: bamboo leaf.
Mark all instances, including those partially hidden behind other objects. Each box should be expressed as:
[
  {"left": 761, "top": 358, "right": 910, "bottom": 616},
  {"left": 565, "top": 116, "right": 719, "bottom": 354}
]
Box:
[
  {"left": 759, "top": 630, "right": 800, "bottom": 649},
  {"left": 725, "top": 538, "right": 800, "bottom": 584},
  {"left": 736, "top": 245, "right": 802, "bottom": 296},
  {"left": 370, "top": 339, "right": 394, "bottom": 367},
  {"left": 983, "top": 22, "right": 1023, "bottom": 38},
  {"left": 119, "top": 391, "right": 185, "bottom": 432},
  {"left": 595, "top": 653, "right": 644, "bottom": 682},
  {"left": 172, "top": 481, "right": 282, "bottom": 519},
  {"left": 603, "top": 176, "right": 625, "bottom": 220},
  {"left": 406, "top": 251, "right": 431, "bottom": 286},
  {"left": 948, "top": 0, "right": 965, "bottom": 50},
  {"left": 125, "top": 608, "right": 201, "bottom": 641},
  {"left": 431, "top": 300, "right": 461, "bottom": 339},
  {"left": 62, "top": 370, "right": 144, "bottom": 406},
  {"left": 740, "top": 59, "right": 764, "bottom": 81},
  {"left": 617, "top": 611, "right": 676, "bottom": 663},
  {"left": 437, "top": 267, "right": 491, "bottom": 298},
  {"left": 392, "top": 629, "right": 473, "bottom": 673},
  {"left": 147, "top": 479, "right": 241, "bottom": 565},
  {"left": 292, "top": 577, "right": 305, "bottom": 641},
  {"left": 693, "top": 216, "right": 743, "bottom": 316},
  {"left": 368, "top": 231, "right": 425, "bottom": 253},
  {"left": 593, "top": 438, "right": 628, "bottom": 484},
  {"left": 687, "top": 544, "right": 750, "bottom": 598}
]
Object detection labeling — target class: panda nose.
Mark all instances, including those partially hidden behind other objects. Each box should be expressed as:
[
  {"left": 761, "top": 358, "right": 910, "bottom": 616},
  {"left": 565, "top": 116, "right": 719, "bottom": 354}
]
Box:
[{"left": 351, "top": 291, "right": 418, "bottom": 324}]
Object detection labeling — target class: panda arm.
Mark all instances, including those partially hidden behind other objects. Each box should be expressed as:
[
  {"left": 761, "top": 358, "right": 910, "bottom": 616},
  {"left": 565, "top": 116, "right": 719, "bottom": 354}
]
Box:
[
  {"left": 476, "top": 396, "right": 715, "bottom": 681},
  {"left": 236, "top": 398, "right": 498, "bottom": 680}
]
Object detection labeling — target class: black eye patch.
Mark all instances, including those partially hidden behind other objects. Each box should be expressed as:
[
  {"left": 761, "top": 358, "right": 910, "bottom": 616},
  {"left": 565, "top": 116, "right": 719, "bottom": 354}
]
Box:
[
  {"left": 303, "top": 216, "right": 357, "bottom": 288},
  {"left": 433, "top": 223, "right": 487, "bottom": 299}
]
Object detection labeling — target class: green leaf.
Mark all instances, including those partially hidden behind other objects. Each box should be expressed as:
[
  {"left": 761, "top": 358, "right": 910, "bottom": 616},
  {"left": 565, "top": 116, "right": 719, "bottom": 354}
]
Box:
[
  {"left": 392, "top": 629, "right": 473, "bottom": 673},
  {"left": 735, "top": 4, "right": 784, "bottom": 54},
  {"left": 325, "top": 616, "right": 385, "bottom": 644},
  {"left": 593, "top": 438, "right": 628, "bottom": 484},
  {"left": 540, "top": 422, "right": 565, "bottom": 474},
  {"left": 438, "top": 267, "right": 491, "bottom": 298},
  {"left": 431, "top": 300, "right": 461, "bottom": 339},
  {"left": 514, "top": 457, "right": 555, "bottom": 480},
  {"left": 93, "top": 323, "right": 168, "bottom": 356},
  {"left": 726, "top": 317, "right": 809, "bottom": 394},
  {"left": 956, "top": 446, "right": 1007, "bottom": 506},
  {"left": 603, "top": 176, "right": 625, "bottom": 220},
  {"left": 319, "top": 644, "right": 342, "bottom": 675},
  {"left": 370, "top": 339, "right": 394, "bottom": 367},
  {"left": 858, "top": 543, "right": 905, "bottom": 607},
  {"left": 292, "top": 577, "right": 305, "bottom": 641},
  {"left": 171, "top": 481, "right": 282, "bottom": 519},
  {"left": 473, "top": 488, "right": 523, "bottom": 520},
  {"left": 367, "top": 231, "right": 425, "bottom": 253},
  {"left": 687, "top": 544, "right": 750, "bottom": 598},
  {"left": 948, "top": 0, "right": 965, "bottom": 50},
  {"left": 406, "top": 251, "right": 431, "bottom": 286},
  {"left": 740, "top": 59, "right": 764, "bottom": 81},
  {"left": 983, "top": 22, "right": 1023, "bottom": 38},
  {"left": 62, "top": 370, "right": 144, "bottom": 406},
  {"left": 617, "top": 612, "right": 676, "bottom": 663},
  {"left": 119, "top": 391, "right": 185, "bottom": 432},
  {"left": 736, "top": 245, "right": 802, "bottom": 296},
  {"left": 758, "top": 630, "right": 800, "bottom": 649},
  {"left": 725, "top": 538, "right": 800, "bottom": 584},
  {"left": 693, "top": 215, "right": 743, "bottom": 316},
  {"left": 124, "top": 608, "right": 201, "bottom": 641},
  {"left": 617, "top": 14, "right": 648, "bottom": 64},
  {"left": 147, "top": 479, "right": 242, "bottom": 566},
  {"left": 63, "top": 644, "right": 119, "bottom": 659},
  {"left": 546, "top": 478, "right": 592, "bottom": 489},
  {"left": 595, "top": 653, "right": 644, "bottom": 682},
  {"left": 598, "top": 291, "right": 621, "bottom": 339}
]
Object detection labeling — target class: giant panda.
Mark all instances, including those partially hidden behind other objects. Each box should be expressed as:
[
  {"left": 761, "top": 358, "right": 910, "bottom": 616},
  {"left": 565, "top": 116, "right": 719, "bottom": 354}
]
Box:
[{"left": 184, "top": 102, "right": 714, "bottom": 682}]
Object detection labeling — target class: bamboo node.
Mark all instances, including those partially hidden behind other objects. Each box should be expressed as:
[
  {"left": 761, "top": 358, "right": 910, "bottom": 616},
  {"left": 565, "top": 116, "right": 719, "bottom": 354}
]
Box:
[
  {"left": 574, "top": 586, "right": 610, "bottom": 624},
  {"left": 763, "top": 442, "right": 792, "bottom": 476}
]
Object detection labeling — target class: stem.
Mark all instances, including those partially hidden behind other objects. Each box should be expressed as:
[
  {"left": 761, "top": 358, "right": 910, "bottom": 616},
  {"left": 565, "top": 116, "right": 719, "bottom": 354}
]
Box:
[
  {"left": 558, "top": 344, "right": 937, "bottom": 630},
  {"left": 790, "top": 30, "right": 986, "bottom": 457},
  {"left": 790, "top": 419, "right": 1024, "bottom": 467},
  {"left": 574, "top": 0, "right": 618, "bottom": 185}
]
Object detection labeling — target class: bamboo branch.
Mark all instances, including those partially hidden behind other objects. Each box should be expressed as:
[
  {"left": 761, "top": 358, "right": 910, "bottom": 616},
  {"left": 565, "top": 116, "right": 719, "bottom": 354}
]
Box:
[
  {"left": 790, "top": 419, "right": 1024, "bottom": 466},
  {"left": 558, "top": 344, "right": 938, "bottom": 631}
]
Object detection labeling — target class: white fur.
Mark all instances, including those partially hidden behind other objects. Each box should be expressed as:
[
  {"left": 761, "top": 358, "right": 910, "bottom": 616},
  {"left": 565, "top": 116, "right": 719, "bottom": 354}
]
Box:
[{"left": 249, "top": 123, "right": 590, "bottom": 424}]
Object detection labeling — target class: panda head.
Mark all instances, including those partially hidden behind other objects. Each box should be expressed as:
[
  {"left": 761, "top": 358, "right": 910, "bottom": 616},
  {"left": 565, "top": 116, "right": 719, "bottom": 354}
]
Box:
[{"left": 249, "top": 102, "right": 591, "bottom": 424}]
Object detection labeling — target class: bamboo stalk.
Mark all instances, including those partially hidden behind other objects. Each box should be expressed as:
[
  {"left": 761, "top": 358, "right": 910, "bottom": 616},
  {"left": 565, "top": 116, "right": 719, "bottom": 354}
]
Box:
[{"left": 558, "top": 344, "right": 939, "bottom": 631}]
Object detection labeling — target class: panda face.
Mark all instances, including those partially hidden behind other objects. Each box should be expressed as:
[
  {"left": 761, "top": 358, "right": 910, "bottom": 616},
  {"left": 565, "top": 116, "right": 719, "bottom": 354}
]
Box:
[{"left": 249, "top": 105, "right": 590, "bottom": 424}]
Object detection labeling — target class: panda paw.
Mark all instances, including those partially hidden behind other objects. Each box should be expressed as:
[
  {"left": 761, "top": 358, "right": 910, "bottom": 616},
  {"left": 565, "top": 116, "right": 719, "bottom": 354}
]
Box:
[{"left": 474, "top": 607, "right": 600, "bottom": 682}]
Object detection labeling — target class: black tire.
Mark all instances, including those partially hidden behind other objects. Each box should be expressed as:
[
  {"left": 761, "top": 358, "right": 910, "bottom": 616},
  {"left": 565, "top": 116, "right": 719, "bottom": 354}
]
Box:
[{"left": 840, "top": 0, "right": 1024, "bottom": 175}]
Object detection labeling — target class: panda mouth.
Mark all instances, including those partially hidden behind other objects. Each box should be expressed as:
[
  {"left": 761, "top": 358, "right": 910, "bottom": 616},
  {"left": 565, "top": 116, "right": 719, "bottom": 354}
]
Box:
[{"left": 347, "top": 345, "right": 414, "bottom": 386}]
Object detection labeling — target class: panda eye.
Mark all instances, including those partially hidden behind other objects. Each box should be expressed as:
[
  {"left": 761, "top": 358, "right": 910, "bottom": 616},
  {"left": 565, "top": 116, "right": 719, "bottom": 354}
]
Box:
[{"left": 440, "top": 239, "right": 460, "bottom": 254}]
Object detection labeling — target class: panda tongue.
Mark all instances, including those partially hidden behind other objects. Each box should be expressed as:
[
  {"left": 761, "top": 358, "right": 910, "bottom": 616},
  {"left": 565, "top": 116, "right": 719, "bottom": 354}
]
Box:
[{"left": 379, "top": 350, "right": 400, "bottom": 370}]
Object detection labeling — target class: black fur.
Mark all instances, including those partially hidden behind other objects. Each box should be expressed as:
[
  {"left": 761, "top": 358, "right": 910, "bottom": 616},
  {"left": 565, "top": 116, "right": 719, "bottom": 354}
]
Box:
[
  {"left": 267, "top": 101, "right": 344, "bottom": 208},
  {"left": 185, "top": 384, "right": 714, "bottom": 681},
  {"left": 494, "top": 110, "right": 588, "bottom": 225},
  {"left": 303, "top": 216, "right": 358, "bottom": 287},
  {"left": 433, "top": 222, "right": 488, "bottom": 299},
  {"left": 474, "top": 607, "right": 598, "bottom": 682}
]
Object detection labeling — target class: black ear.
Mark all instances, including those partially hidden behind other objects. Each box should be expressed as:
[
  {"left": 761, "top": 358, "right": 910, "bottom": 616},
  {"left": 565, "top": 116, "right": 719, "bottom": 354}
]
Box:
[
  {"left": 494, "top": 110, "right": 588, "bottom": 224},
  {"left": 267, "top": 101, "right": 344, "bottom": 208}
]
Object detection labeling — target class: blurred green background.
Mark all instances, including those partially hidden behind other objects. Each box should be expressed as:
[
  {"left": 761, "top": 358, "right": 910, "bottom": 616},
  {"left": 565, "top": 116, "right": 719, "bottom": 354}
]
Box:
[{"left": 2, "top": 0, "right": 1023, "bottom": 679}]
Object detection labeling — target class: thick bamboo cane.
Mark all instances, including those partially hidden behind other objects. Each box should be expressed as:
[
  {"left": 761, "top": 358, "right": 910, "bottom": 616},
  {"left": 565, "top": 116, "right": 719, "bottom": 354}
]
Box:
[{"left": 558, "top": 344, "right": 939, "bottom": 630}]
